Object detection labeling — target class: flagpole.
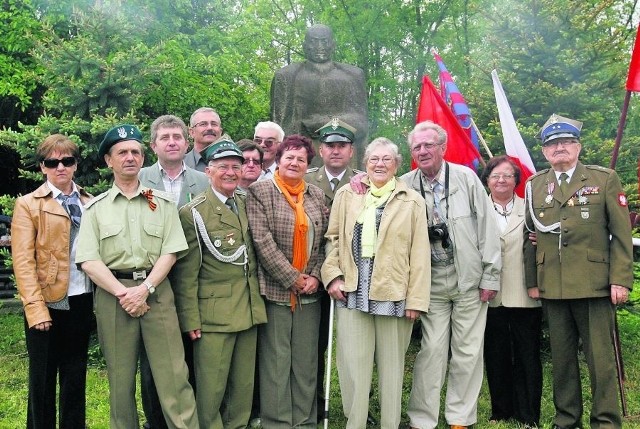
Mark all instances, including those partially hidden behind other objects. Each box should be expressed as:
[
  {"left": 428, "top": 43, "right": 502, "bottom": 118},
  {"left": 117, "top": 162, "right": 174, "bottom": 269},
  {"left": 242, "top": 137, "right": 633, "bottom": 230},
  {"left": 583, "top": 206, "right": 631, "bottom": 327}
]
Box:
[
  {"left": 470, "top": 118, "right": 492, "bottom": 164},
  {"left": 610, "top": 90, "right": 631, "bottom": 169}
]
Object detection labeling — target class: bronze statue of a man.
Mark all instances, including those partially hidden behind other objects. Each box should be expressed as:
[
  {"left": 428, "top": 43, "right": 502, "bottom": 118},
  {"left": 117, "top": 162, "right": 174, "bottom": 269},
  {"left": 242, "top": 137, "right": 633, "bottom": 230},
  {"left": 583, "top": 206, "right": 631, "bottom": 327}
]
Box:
[{"left": 270, "top": 24, "right": 369, "bottom": 167}]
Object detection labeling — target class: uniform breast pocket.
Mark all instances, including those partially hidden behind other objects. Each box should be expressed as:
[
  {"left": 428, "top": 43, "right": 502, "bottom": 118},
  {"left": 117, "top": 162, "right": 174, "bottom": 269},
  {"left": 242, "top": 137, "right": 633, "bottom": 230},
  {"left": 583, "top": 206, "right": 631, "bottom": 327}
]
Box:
[
  {"left": 142, "top": 223, "right": 165, "bottom": 257},
  {"left": 99, "top": 224, "right": 125, "bottom": 258},
  {"left": 207, "top": 227, "right": 241, "bottom": 255}
]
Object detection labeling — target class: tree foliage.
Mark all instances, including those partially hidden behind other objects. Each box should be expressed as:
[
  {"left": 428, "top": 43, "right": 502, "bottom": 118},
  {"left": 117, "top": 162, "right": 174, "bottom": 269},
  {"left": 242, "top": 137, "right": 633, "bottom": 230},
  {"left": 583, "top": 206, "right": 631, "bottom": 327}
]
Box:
[{"left": 0, "top": 0, "right": 638, "bottom": 207}]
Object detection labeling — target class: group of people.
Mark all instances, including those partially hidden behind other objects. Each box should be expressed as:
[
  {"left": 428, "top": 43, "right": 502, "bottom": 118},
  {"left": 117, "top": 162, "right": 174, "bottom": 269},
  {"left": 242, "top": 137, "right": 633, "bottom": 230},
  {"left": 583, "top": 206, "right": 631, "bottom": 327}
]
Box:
[{"left": 12, "top": 108, "right": 633, "bottom": 429}]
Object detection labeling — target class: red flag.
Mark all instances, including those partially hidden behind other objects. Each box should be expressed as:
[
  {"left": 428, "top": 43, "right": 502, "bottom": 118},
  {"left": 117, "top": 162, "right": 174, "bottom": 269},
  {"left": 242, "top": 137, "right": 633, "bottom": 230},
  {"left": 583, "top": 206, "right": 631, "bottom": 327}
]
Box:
[
  {"left": 626, "top": 24, "right": 640, "bottom": 91},
  {"left": 415, "top": 76, "right": 481, "bottom": 168},
  {"left": 492, "top": 70, "right": 536, "bottom": 197}
]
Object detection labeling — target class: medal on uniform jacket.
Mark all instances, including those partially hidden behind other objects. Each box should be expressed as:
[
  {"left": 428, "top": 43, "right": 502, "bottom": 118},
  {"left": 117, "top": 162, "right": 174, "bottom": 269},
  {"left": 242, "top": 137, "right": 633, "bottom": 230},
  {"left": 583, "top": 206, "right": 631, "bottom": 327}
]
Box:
[
  {"left": 581, "top": 207, "right": 590, "bottom": 219},
  {"left": 545, "top": 182, "right": 554, "bottom": 205}
]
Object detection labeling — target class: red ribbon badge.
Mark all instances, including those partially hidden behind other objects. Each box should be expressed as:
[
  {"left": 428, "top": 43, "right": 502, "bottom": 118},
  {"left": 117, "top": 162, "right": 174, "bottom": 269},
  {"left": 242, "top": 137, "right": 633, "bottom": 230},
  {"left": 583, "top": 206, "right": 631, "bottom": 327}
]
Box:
[{"left": 141, "top": 189, "right": 157, "bottom": 211}]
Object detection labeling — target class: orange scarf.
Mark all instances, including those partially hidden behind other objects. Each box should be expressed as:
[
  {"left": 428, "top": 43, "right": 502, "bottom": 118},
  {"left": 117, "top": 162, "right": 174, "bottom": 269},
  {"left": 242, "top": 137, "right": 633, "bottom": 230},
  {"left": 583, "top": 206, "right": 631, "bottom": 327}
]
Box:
[{"left": 274, "top": 170, "right": 309, "bottom": 311}]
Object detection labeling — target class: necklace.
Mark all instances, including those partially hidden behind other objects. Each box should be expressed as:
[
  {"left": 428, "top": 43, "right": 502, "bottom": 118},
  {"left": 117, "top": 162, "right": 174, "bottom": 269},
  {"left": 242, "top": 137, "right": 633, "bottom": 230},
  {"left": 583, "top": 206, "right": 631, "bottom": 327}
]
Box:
[{"left": 492, "top": 194, "right": 514, "bottom": 218}]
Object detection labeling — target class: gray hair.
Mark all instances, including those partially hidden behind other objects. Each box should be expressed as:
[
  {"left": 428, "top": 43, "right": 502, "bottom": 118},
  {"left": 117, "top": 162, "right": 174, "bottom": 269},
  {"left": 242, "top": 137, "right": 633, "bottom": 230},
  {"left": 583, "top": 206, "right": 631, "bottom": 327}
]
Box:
[
  {"left": 407, "top": 121, "right": 447, "bottom": 147},
  {"left": 189, "top": 107, "right": 221, "bottom": 127},
  {"left": 254, "top": 121, "right": 285, "bottom": 141},
  {"left": 363, "top": 137, "right": 402, "bottom": 167}
]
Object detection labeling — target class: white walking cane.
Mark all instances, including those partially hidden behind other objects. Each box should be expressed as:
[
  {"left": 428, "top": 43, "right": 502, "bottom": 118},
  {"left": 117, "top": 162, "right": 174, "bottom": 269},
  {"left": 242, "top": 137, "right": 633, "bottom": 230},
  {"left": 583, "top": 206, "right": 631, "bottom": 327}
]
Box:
[{"left": 323, "top": 297, "right": 335, "bottom": 429}]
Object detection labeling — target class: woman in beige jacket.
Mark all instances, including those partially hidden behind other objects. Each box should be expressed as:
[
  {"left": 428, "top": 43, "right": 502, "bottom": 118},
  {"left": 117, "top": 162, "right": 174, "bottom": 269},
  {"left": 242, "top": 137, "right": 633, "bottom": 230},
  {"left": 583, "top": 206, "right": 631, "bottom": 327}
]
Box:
[
  {"left": 12, "top": 135, "right": 94, "bottom": 428},
  {"left": 321, "top": 137, "right": 430, "bottom": 429},
  {"left": 481, "top": 155, "right": 542, "bottom": 427}
]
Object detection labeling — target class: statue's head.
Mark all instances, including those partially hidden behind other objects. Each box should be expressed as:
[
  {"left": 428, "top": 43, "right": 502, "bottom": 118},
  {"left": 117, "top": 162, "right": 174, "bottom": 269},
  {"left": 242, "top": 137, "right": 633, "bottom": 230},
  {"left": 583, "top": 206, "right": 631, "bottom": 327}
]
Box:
[{"left": 303, "top": 24, "right": 335, "bottom": 64}]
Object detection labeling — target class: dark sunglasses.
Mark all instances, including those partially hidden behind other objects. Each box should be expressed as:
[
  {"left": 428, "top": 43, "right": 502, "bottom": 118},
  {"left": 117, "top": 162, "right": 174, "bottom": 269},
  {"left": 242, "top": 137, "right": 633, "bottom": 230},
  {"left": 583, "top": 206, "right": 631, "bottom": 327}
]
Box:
[{"left": 42, "top": 156, "right": 77, "bottom": 169}]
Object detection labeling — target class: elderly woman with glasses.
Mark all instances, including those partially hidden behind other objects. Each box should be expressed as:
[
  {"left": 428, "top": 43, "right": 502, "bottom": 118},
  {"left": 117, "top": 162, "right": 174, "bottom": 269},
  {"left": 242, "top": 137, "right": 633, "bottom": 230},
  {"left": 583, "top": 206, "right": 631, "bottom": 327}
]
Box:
[
  {"left": 480, "top": 155, "right": 542, "bottom": 427},
  {"left": 12, "top": 134, "right": 95, "bottom": 428},
  {"left": 321, "top": 137, "right": 430, "bottom": 429},
  {"left": 246, "top": 134, "right": 328, "bottom": 429}
]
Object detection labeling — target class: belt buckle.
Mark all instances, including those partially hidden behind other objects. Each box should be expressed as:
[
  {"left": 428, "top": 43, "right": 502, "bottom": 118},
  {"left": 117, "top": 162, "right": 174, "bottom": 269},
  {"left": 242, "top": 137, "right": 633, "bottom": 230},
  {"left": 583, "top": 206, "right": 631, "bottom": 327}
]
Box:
[{"left": 132, "top": 270, "right": 147, "bottom": 281}]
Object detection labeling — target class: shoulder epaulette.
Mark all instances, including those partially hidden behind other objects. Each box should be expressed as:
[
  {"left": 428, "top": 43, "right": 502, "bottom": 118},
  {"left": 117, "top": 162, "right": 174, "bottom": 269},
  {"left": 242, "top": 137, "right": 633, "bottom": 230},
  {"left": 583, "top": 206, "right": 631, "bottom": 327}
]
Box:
[
  {"left": 585, "top": 165, "right": 612, "bottom": 173},
  {"left": 83, "top": 192, "right": 109, "bottom": 209},
  {"left": 235, "top": 188, "right": 247, "bottom": 197},
  {"left": 351, "top": 168, "right": 364, "bottom": 174},
  {"left": 306, "top": 167, "right": 320, "bottom": 174},
  {"left": 181, "top": 193, "right": 207, "bottom": 211},
  {"left": 150, "top": 189, "right": 175, "bottom": 203},
  {"left": 529, "top": 168, "right": 550, "bottom": 180}
]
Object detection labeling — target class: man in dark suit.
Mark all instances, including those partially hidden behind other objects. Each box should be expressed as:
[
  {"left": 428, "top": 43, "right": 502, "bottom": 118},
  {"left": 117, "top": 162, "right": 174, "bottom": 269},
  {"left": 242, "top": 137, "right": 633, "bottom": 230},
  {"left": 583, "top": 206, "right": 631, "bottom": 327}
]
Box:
[
  {"left": 305, "top": 118, "right": 361, "bottom": 423},
  {"left": 138, "top": 114, "right": 209, "bottom": 429},
  {"left": 524, "top": 114, "right": 633, "bottom": 429},
  {"left": 172, "top": 138, "right": 267, "bottom": 429}
]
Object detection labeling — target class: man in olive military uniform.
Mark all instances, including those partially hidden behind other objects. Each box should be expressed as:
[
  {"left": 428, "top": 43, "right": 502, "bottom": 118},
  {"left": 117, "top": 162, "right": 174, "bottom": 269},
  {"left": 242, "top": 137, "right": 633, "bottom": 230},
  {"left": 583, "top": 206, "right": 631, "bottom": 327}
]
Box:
[
  {"left": 305, "top": 118, "right": 360, "bottom": 423},
  {"left": 76, "top": 125, "right": 198, "bottom": 429},
  {"left": 305, "top": 118, "right": 359, "bottom": 210},
  {"left": 524, "top": 114, "right": 633, "bottom": 429},
  {"left": 171, "top": 136, "right": 267, "bottom": 429}
]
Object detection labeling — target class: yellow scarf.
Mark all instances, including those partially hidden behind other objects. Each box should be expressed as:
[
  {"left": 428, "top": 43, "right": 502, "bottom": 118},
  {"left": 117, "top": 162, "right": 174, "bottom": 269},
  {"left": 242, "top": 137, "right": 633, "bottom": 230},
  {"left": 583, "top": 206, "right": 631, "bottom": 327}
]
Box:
[
  {"left": 357, "top": 177, "right": 396, "bottom": 258},
  {"left": 274, "top": 170, "right": 309, "bottom": 311}
]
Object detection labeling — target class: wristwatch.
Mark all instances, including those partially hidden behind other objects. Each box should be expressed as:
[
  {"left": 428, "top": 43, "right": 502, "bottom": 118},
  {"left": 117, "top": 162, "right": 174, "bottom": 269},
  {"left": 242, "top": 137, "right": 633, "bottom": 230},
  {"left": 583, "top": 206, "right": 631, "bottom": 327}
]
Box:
[{"left": 143, "top": 280, "right": 156, "bottom": 294}]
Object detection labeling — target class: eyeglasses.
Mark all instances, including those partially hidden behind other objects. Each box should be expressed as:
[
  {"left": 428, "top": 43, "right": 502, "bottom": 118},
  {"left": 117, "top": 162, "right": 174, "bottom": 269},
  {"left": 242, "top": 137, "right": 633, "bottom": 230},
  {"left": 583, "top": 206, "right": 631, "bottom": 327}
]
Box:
[
  {"left": 243, "top": 158, "right": 262, "bottom": 166},
  {"left": 488, "top": 173, "right": 515, "bottom": 181},
  {"left": 542, "top": 139, "right": 579, "bottom": 148},
  {"left": 210, "top": 163, "right": 242, "bottom": 173},
  {"left": 42, "top": 157, "right": 76, "bottom": 169},
  {"left": 192, "top": 121, "right": 220, "bottom": 129},
  {"left": 368, "top": 157, "right": 394, "bottom": 166},
  {"left": 253, "top": 137, "right": 278, "bottom": 148},
  {"left": 411, "top": 142, "right": 443, "bottom": 153}
]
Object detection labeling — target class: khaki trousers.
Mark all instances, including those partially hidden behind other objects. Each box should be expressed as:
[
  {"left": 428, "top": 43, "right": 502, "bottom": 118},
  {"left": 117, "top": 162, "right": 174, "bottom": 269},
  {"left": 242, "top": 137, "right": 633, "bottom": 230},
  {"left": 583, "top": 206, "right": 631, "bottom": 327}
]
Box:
[
  {"left": 544, "top": 297, "right": 621, "bottom": 429},
  {"left": 194, "top": 327, "right": 257, "bottom": 429},
  {"left": 408, "top": 264, "right": 488, "bottom": 428},
  {"left": 95, "top": 279, "right": 198, "bottom": 429},
  {"left": 336, "top": 307, "right": 412, "bottom": 429}
]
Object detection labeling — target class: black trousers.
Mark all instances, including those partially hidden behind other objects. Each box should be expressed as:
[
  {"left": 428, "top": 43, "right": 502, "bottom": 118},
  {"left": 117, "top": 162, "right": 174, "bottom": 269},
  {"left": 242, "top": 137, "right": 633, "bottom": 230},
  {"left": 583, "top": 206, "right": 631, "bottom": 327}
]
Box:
[
  {"left": 484, "top": 306, "right": 543, "bottom": 426},
  {"left": 140, "top": 332, "right": 196, "bottom": 429},
  {"left": 25, "top": 293, "right": 95, "bottom": 429}
]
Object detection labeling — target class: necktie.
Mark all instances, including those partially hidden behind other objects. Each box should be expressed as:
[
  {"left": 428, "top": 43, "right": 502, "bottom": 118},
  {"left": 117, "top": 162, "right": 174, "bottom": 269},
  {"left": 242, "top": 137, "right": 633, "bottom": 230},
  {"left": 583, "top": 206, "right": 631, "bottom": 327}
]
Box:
[
  {"left": 559, "top": 173, "right": 569, "bottom": 196},
  {"left": 330, "top": 177, "right": 340, "bottom": 191},
  {"left": 226, "top": 197, "right": 239, "bottom": 216},
  {"left": 59, "top": 194, "right": 82, "bottom": 227}
]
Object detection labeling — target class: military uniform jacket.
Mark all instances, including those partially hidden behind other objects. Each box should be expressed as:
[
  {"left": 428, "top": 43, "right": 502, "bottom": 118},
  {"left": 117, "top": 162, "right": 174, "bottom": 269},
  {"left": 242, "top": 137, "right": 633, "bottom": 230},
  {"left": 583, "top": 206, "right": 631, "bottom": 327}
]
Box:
[
  {"left": 171, "top": 187, "right": 267, "bottom": 334},
  {"left": 139, "top": 162, "right": 209, "bottom": 208},
  {"left": 524, "top": 162, "right": 633, "bottom": 299},
  {"left": 76, "top": 183, "right": 187, "bottom": 270},
  {"left": 305, "top": 166, "right": 358, "bottom": 210}
]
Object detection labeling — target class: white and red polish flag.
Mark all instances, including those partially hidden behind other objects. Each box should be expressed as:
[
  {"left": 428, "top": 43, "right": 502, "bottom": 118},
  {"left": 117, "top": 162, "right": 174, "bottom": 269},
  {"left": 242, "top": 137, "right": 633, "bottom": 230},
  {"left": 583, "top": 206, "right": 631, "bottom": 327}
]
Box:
[{"left": 491, "top": 69, "right": 536, "bottom": 197}]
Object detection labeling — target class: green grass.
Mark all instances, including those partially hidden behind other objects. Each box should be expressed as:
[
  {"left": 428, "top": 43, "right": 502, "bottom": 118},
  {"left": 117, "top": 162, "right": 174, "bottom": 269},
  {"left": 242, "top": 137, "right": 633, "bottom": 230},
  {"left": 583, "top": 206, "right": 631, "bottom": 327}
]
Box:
[{"left": 1, "top": 291, "right": 640, "bottom": 428}]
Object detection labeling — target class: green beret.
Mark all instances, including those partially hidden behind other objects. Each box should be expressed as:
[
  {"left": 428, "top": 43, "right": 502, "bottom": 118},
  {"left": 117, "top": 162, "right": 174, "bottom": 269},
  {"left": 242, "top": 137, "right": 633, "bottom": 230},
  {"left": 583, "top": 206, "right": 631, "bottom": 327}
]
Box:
[
  {"left": 315, "top": 117, "right": 356, "bottom": 144},
  {"left": 99, "top": 125, "right": 143, "bottom": 159},
  {"left": 200, "top": 134, "right": 243, "bottom": 162}
]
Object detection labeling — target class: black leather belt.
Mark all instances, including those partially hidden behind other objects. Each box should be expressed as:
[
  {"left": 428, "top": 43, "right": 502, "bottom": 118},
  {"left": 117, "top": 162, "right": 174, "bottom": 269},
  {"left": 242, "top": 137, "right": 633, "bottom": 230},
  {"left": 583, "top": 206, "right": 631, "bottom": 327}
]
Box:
[{"left": 111, "top": 269, "right": 152, "bottom": 280}]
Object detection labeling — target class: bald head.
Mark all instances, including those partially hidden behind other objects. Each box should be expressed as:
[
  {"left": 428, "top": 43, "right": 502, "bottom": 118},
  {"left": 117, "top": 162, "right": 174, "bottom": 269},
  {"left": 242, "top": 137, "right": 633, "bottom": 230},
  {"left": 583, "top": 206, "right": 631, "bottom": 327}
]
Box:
[{"left": 303, "top": 24, "right": 335, "bottom": 64}]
